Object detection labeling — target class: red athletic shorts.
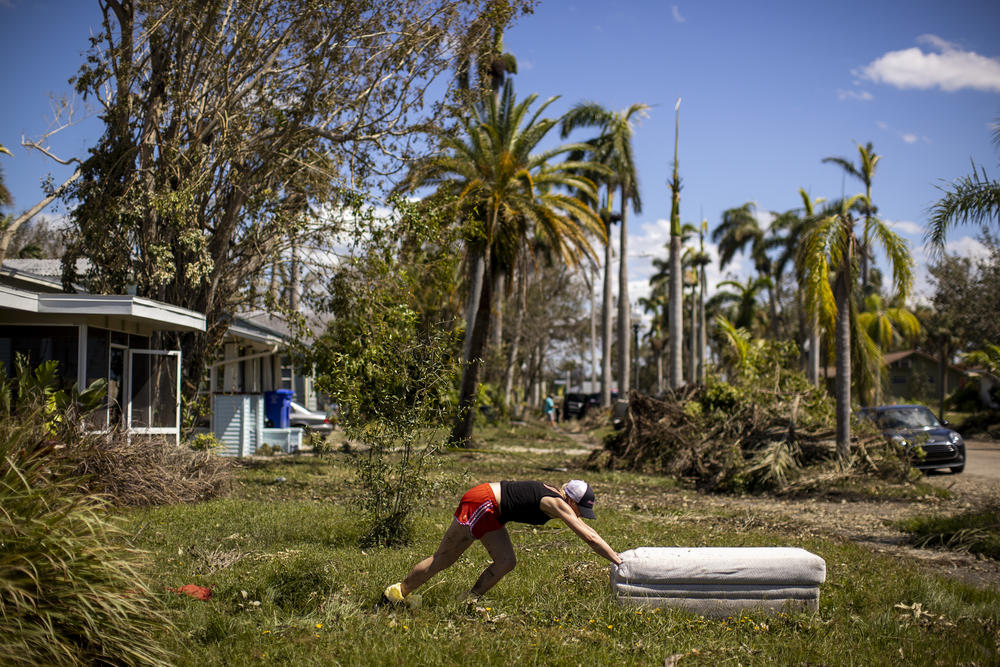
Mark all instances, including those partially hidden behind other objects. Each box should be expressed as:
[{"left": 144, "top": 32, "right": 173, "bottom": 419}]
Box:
[{"left": 454, "top": 483, "right": 502, "bottom": 539}]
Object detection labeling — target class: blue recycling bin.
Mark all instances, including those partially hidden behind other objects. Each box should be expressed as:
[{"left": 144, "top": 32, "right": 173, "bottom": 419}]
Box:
[{"left": 264, "top": 389, "right": 295, "bottom": 428}]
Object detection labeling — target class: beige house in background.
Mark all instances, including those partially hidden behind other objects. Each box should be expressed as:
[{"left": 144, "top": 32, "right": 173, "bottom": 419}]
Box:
[{"left": 823, "top": 348, "right": 971, "bottom": 406}]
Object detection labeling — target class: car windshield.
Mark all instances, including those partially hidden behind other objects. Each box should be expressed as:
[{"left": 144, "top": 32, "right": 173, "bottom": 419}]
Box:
[{"left": 877, "top": 407, "right": 940, "bottom": 429}]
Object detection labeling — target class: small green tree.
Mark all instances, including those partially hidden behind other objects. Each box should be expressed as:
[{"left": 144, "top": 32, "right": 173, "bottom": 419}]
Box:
[{"left": 303, "top": 200, "right": 459, "bottom": 547}]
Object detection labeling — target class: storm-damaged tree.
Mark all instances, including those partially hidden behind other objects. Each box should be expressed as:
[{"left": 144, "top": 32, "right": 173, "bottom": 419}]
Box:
[
  {"left": 799, "top": 195, "right": 912, "bottom": 464},
  {"left": 58, "top": 0, "right": 533, "bottom": 400},
  {"left": 559, "top": 100, "right": 648, "bottom": 398},
  {"left": 396, "top": 81, "right": 605, "bottom": 446}
]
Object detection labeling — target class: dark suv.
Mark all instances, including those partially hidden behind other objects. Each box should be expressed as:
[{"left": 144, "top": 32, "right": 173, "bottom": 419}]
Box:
[
  {"left": 563, "top": 392, "right": 600, "bottom": 419},
  {"left": 859, "top": 405, "right": 965, "bottom": 474}
]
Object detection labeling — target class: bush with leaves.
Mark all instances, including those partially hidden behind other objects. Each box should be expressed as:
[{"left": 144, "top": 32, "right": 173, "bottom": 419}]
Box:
[
  {"left": 301, "top": 199, "right": 460, "bottom": 546},
  {"left": 0, "top": 366, "right": 174, "bottom": 665}
]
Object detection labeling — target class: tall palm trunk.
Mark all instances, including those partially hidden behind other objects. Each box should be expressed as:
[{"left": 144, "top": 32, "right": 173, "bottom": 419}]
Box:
[
  {"left": 488, "top": 267, "right": 505, "bottom": 383},
  {"left": 668, "top": 100, "right": 683, "bottom": 389},
  {"left": 834, "top": 264, "right": 852, "bottom": 464},
  {"left": 669, "top": 235, "right": 683, "bottom": 388},
  {"left": 601, "top": 213, "right": 614, "bottom": 407},
  {"left": 462, "top": 248, "right": 486, "bottom": 362},
  {"left": 688, "top": 281, "right": 697, "bottom": 385},
  {"left": 656, "top": 343, "right": 664, "bottom": 393},
  {"left": 589, "top": 265, "right": 597, "bottom": 391},
  {"left": 451, "top": 257, "right": 495, "bottom": 447},
  {"left": 503, "top": 270, "right": 526, "bottom": 411},
  {"left": 808, "top": 311, "right": 821, "bottom": 386},
  {"left": 767, "top": 280, "right": 779, "bottom": 336},
  {"left": 698, "top": 263, "right": 707, "bottom": 383},
  {"left": 618, "top": 184, "right": 630, "bottom": 396}
]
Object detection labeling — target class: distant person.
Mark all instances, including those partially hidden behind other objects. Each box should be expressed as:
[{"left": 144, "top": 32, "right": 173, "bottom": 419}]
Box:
[
  {"left": 544, "top": 394, "right": 555, "bottom": 426},
  {"left": 381, "top": 480, "right": 620, "bottom": 607}
]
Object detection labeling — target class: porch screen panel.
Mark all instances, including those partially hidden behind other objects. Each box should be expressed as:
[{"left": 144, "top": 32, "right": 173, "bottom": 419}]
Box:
[{"left": 128, "top": 350, "right": 180, "bottom": 434}]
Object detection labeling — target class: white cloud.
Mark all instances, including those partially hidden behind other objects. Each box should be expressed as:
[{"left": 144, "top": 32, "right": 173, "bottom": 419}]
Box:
[
  {"left": 876, "top": 119, "right": 930, "bottom": 145},
  {"left": 623, "top": 217, "right": 747, "bottom": 315},
  {"left": 857, "top": 35, "right": 1000, "bottom": 93},
  {"left": 887, "top": 219, "right": 923, "bottom": 236},
  {"left": 910, "top": 235, "right": 991, "bottom": 302},
  {"left": 671, "top": 5, "right": 685, "bottom": 23},
  {"left": 837, "top": 89, "right": 874, "bottom": 102}
]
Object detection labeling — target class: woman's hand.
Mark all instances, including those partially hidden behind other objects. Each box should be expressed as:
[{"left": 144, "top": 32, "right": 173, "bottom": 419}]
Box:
[{"left": 542, "top": 496, "right": 620, "bottom": 564}]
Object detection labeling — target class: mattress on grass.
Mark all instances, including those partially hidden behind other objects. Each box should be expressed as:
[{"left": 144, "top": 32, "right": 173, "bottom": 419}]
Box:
[{"left": 611, "top": 547, "right": 826, "bottom": 616}]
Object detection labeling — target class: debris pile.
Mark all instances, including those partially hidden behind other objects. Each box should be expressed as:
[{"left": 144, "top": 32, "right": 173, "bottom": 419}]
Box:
[{"left": 591, "top": 377, "right": 837, "bottom": 492}]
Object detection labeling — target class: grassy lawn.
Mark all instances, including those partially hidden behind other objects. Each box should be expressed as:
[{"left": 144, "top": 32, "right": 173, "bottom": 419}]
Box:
[
  {"left": 896, "top": 507, "right": 1000, "bottom": 560},
  {"left": 122, "top": 424, "right": 1000, "bottom": 665}
]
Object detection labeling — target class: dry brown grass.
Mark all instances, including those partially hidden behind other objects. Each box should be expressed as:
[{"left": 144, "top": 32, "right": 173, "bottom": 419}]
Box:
[{"left": 62, "top": 432, "right": 233, "bottom": 506}]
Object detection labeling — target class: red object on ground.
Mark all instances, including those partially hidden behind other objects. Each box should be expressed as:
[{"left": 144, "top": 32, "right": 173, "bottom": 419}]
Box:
[{"left": 174, "top": 584, "right": 213, "bottom": 600}]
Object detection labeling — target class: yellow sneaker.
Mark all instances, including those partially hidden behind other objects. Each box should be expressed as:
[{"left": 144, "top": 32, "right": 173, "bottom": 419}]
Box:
[{"left": 382, "top": 582, "right": 405, "bottom": 604}]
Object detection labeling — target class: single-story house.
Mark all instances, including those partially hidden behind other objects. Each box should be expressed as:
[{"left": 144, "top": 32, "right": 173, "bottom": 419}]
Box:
[
  {"left": 822, "top": 348, "right": 971, "bottom": 406},
  {"left": 0, "top": 265, "right": 205, "bottom": 442},
  {"left": 1, "top": 259, "right": 326, "bottom": 454}
]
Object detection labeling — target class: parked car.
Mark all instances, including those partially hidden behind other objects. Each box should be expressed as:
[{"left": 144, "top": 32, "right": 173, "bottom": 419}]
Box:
[
  {"left": 859, "top": 404, "right": 965, "bottom": 473},
  {"left": 562, "top": 392, "right": 603, "bottom": 420},
  {"left": 289, "top": 400, "right": 334, "bottom": 433}
]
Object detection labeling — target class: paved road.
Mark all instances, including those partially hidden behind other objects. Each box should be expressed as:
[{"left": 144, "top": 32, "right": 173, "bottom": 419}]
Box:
[{"left": 963, "top": 439, "right": 1000, "bottom": 480}]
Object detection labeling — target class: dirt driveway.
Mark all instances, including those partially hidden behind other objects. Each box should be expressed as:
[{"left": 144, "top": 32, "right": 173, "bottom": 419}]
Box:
[{"left": 964, "top": 439, "right": 1000, "bottom": 479}]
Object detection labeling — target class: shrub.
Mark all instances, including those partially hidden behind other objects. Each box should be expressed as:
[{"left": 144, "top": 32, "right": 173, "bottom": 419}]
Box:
[
  {"left": 0, "top": 405, "right": 174, "bottom": 666},
  {"left": 301, "top": 198, "right": 459, "bottom": 546},
  {"left": 189, "top": 432, "right": 223, "bottom": 452}
]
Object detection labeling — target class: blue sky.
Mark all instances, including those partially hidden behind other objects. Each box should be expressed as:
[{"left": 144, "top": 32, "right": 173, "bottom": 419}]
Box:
[{"left": 2, "top": 0, "right": 999, "bottom": 309}]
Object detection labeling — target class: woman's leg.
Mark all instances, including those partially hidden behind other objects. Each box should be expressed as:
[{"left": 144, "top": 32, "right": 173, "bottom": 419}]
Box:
[
  {"left": 468, "top": 527, "right": 516, "bottom": 597},
  {"left": 400, "top": 518, "right": 475, "bottom": 596}
]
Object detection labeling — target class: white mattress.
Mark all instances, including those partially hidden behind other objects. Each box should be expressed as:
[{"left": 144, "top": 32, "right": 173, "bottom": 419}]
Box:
[{"left": 611, "top": 547, "right": 826, "bottom": 616}]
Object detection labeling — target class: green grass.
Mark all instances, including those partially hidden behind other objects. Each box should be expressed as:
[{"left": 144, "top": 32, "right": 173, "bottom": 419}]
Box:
[
  {"left": 118, "top": 424, "right": 1000, "bottom": 666},
  {"left": 896, "top": 507, "right": 1000, "bottom": 560}
]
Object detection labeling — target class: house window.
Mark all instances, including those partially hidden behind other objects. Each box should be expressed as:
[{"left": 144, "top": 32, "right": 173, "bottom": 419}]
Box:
[
  {"left": 891, "top": 375, "right": 907, "bottom": 385},
  {"left": 0, "top": 325, "right": 78, "bottom": 386}
]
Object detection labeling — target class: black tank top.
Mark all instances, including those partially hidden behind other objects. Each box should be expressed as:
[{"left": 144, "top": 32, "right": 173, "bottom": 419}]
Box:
[{"left": 499, "top": 481, "right": 561, "bottom": 525}]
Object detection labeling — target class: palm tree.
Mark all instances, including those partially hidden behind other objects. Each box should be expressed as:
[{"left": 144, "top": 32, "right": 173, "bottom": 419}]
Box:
[
  {"left": 709, "top": 277, "right": 772, "bottom": 332},
  {"left": 799, "top": 195, "right": 913, "bottom": 463},
  {"left": 561, "top": 100, "right": 649, "bottom": 399},
  {"left": 454, "top": 9, "right": 517, "bottom": 365},
  {"left": 691, "top": 224, "right": 711, "bottom": 384},
  {"left": 857, "top": 293, "right": 920, "bottom": 405},
  {"left": 668, "top": 98, "right": 684, "bottom": 389},
  {"left": 397, "top": 82, "right": 606, "bottom": 446},
  {"left": 822, "top": 142, "right": 881, "bottom": 293},
  {"left": 772, "top": 189, "right": 825, "bottom": 384},
  {"left": 927, "top": 121, "right": 1000, "bottom": 251},
  {"left": 712, "top": 201, "right": 777, "bottom": 330}
]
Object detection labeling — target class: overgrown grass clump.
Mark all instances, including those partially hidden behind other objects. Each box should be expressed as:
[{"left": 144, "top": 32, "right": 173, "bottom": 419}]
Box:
[
  {"left": 896, "top": 506, "right": 1000, "bottom": 559},
  {"left": 0, "top": 409, "right": 173, "bottom": 666}
]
